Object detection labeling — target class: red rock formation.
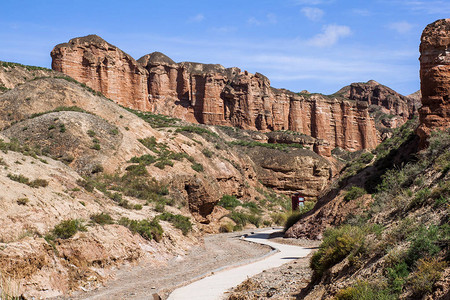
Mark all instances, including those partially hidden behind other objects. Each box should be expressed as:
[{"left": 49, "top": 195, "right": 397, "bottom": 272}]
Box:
[
  {"left": 51, "top": 35, "right": 380, "bottom": 153},
  {"left": 51, "top": 35, "right": 150, "bottom": 111},
  {"left": 348, "top": 80, "right": 418, "bottom": 122},
  {"left": 417, "top": 19, "right": 450, "bottom": 147}
]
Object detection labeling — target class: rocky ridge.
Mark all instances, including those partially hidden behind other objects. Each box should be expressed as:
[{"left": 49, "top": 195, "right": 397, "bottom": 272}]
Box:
[
  {"left": 281, "top": 19, "right": 450, "bottom": 300},
  {"left": 417, "top": 18, "right": 450, "bottom": 147},
  {"left": 49, "top": 35, "right": 421, "bottom": 155},
  {"left": 0, "top": 62, "right": 332, "bottom": 298}
]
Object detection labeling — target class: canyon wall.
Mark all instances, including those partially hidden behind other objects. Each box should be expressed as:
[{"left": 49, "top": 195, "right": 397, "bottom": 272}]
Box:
[
  {"left": 417, "top": 18, "right": 450, "bottom": 147},
  {"left": 51, "top": 35, "right": 150, "bottom": 111},
  {"left": 51, "top": 35, "right": 380, "bottom": 154}
]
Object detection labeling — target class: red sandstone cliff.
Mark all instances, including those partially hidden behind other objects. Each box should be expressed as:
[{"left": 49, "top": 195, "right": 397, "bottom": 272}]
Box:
[
  {"left": 417, "top": 19, "right": 450, "bottom": 147},
  {"left": 51, "top": 35, "right": 150, "bottom": 111},
  {"left": 51, "top": 35, "right": 381, "bottom": 154}
]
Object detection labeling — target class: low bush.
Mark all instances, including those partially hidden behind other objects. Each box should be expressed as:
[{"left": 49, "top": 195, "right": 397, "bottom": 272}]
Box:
[
  {"left": 16, "top": 198, "right": 29, "bottom": 205},
  {"left": 158, "top": 213, "right": 192, "bottom": 235},
  {"left": 90, "top": 212, "right": 114, "bottom": 225},
  {"left": 191, "top": 163, "right": 204, "bottom": 172},
  {"left": 129, "top": 154, "right": 156, "bottom": 165},
  {"left": 175, "top": 126, "right": 218, "bottom": 137},
  {"left": 408, "top": 257, "right": 447, "bottom": 296},
  {"left": 218, "top": 195, "right": 241, "bottom": 210},
  {"left": 28, "top": 178, "right": 49, "bottom": 188},
  {"left": 310, "top": 225, "right": 366, "bottom": 277},
  {"left": 7, "top": 173, "right": 48, "bottom": 188},
  {"left": 50, "top": 219, "right": 86, "bottom": 239},
  {"left": 118, "top": 217, "right": 163, "bottom": 242},
  {"left": 335, "top": 281, "right": 396, "bottom": 300},
  {"left": 202, "top": 148, "right": 213, "bottom": 158},
  {"left": 271, "top": 212, "right": 288, "bottom": 226},
  {"left": 344, "top": 186, "right": 366, "bottom": 202},
  {"left": 219, "top": 222, "right": 234, "bottom": 233}
]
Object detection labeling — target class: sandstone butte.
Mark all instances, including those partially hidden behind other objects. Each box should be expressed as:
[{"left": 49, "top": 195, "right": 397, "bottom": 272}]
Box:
[
  {"left": 51, "top": 35, "right": 417, "bottom": 155},
  {"left": 417, "top": 18, "right": 450, "bottom": 147}
]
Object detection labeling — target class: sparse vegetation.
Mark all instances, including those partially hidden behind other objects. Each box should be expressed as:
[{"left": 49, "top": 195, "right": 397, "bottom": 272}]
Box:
[
  {"left": 158, "top": 213, "right": 192, "bottom": 235},
  {"left": 228, "top": 140, "right": 304, "bottom": 151},
  {"left": 125, "top": 108, "right": 179, "bottom": 128},
  {"left": 343, "top": 186, "right": 366, "bottom": 202},
  {"left": 175, "top": 125, "right": 219, "bottom": 138},
  {"left": 90, "top": 212, "right": 114, "bottom": 225},
  {"left": 118, "top": 217, "right": 163, "bottom": 242},
  {"left": 7, "top": 173, "right": 48, "bottom": 188},
  {"left": 47, "top": 219, "right": 87, "bottom": 240},
  {"left": 191, "top": 162, "right": 204, "bottom": 172},
  {"left": 218, "top": 195, "right": 241, "bottom": 209},
  {"left": 16, "top": 198, "right": 29, "bottom": 205}
]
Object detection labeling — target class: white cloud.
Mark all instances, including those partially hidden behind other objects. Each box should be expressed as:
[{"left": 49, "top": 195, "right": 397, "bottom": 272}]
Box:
[
  {"left": 267, "top": 13, "right": 277, "bottom": 24},
  {"left": 188, "top": 14, "right": 204, "bottom": 23},
  {"left": 248, "top": 14, "right": 277, "bottom": 26},
  {"left": 247, "top": 17, "right": 261, "bottom": 26},
  {"left": 307, "top": 24, "right": 351, "bottom": 47},
  {"left": 209, "top": 26, "right": 237, "bottom": 33},
  {"left": 388, "top": 21, "right": 414, "bottom": 34},
  {"left": 352, "top": 9, "right": 371, "bottom": 16},
  {"left": 301, "top": 7, "right": 324, "bottom": 21}
]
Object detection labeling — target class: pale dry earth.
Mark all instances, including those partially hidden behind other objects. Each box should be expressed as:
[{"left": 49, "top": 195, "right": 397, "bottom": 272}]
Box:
[{"left": 57, "top": 229, "right": 273, "bottom": 300}]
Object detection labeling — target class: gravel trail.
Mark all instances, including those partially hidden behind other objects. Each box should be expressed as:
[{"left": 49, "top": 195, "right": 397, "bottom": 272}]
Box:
[{"left": 64, "top": 229, "right": 272, "bottom": 300}]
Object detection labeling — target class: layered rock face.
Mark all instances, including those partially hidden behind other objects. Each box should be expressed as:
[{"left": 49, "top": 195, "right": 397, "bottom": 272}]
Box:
[
  {"left": 51, "top": 35, "right": 150, "bottom": 111},
  {"left": 51, "top": 35, "right": 379, "bottom": 153},
  {"left": 417, "top": 19, "right": 450, "bottom": 147},
  {"left": 348, "top": 80, "right": 418, "bottom": 121}
]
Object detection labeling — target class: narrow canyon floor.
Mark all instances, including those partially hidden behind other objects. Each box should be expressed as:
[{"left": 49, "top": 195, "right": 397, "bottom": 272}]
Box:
[{"left": 54, "top": 229, "right": 319, "bottom": 300}]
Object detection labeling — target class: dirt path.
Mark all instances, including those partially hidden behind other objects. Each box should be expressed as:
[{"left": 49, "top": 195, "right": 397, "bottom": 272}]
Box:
[
  {"left": 63, "top": 229, "right": 272, "bottom": 300},
  {"left": 168, "top": 229, "right": 315, "bottom": 300}
]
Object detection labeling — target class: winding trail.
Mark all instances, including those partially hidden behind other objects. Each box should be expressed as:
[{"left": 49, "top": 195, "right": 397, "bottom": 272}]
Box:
[{"left": 168, "top": 228, "right": 312, "bottom": 300}]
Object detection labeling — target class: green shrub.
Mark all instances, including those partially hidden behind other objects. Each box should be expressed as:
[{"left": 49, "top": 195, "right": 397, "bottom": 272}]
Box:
[
  {"left": 59, "top": 124, "right": 66, "bottom": 133},
  {"left": 125, "top": 108, "right": 179, "bottom": 128},
  {"left": 219, "top": 222, "right": 235, "bottom": 233},
  {"left": 125, "top": 164, "right": 149, "bottom": 176},
  {"left": 218, "top": 195, "right": 241, "bottom": 210},
  {"left": 16, "top": 198, "right": 29, "bottom": 205},
  {"left": 409, "top": 257, "right": 447, "bottom": 296},
  {"left": 51, "top": 219, "right": 86, "bottom": 239},
  {"left": 7, "top": 173, "right": 48, "bottom": 188},
  {"left": 29, "top": 178, "right": 49, "bottom": 188},
  {"left": 229, "top": 212, "right": 249, "bottom": 227},
  {"left": 406, "top": 225, "right": 442, "bottom": 267},
  {"left": 271, "top": 212, "right": 288, "bottom": 226},
  {"left": 242, "top": 202, "right": 261, "bottom": 214},
  {"left": 202, "top": 148, "right": 213, "bottom": 158},
  {"left": 335, "top": 281, "right": 396, "bottom": 300},
  {"left": 158, "top": 213, "right": 192, "bottom": 235},
  {"left": 344, "top": 186, "right": 366, "bottom": 202},
  {"left": 191, "top": 163, "right": 204, "bottom": 172},
  {"left": 91, "top": 143, "right": 101, "bottom": 150},
  {"left": 90, "top": 212, "right": 114, "bottom": 225},
  {"left": 310, "top": 225, "right": 366, "bottom": 277},
  {"left": 155, "top": 159, "right": 174, "bottom": 169},
  {"left": 386, "top": 261, "right": 409, "bottom": 294},
  {"left": 409, "top": 188, "right": 431, "bottom": 208},
  {"left": 129, "top": 154, "right": 156, "bottom": 165},
  {"left": 118, "top": 217, "right": 163, "bottom": 242},
  {"left": 87, "top": 130, "right": 96, "bottom": 137},
  {"left": 175, "top": 126, "right": 218, "bottom": 137}
]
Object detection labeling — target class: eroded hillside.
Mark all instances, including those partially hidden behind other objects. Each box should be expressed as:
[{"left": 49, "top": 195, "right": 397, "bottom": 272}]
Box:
[{"left": 0, "top": 62, "right": 335, "bottom": 298}]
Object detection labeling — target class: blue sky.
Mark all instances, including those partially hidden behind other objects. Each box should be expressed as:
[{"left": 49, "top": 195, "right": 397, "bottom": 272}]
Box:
[{"left": 1, "top": 0, "right": 449, "bottom": 95}]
